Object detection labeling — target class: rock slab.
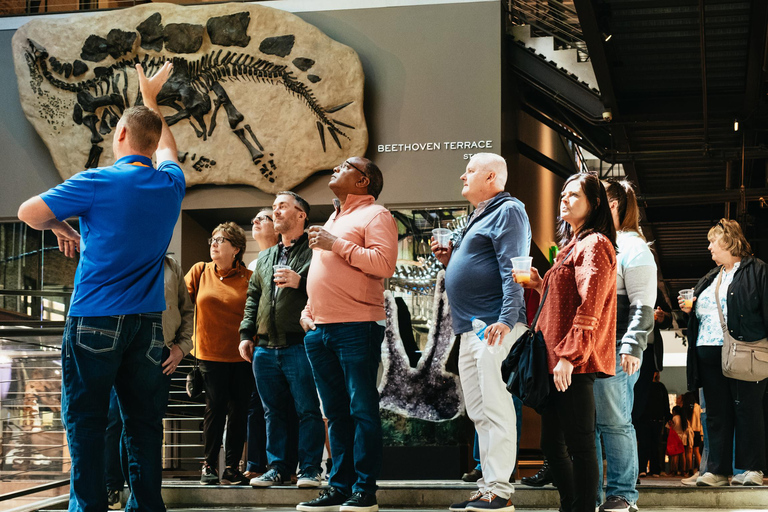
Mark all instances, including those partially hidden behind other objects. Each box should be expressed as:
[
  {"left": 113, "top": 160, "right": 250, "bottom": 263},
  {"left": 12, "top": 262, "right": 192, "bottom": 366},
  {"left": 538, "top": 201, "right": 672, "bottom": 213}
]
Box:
[{"left": 12, "top": 3, "right": 368, "bottom": 193}]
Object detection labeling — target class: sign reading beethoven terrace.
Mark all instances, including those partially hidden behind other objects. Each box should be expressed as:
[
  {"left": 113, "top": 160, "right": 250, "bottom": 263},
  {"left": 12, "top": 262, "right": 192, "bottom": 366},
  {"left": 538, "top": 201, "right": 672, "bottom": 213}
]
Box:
[{"left": 378, "top": 140, "right": 495, "bottom": 160}]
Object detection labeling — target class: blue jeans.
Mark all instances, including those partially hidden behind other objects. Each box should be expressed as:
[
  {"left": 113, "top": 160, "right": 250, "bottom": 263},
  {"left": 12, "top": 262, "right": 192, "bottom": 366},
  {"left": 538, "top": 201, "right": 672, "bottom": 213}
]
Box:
[
  {"left": 62, "top": 313, "right": 166, "bottom": 512},
  {"left": 304, "top": 322, "right": 384, "bottom": 495},
  {"left": 105, "top": 389, "right": 128, "bottom": 491},
  {"left": 594, "top": 349, "right": 641, "bottom": 505},
  {"left": 105, "top": 348, "right": 172, "bottom": 491},
  {"left": 473, "top": 396, "right": 523, "bottom": 472},
  {"left": 253, "top": 344, "right": 325, "bottom": 476}
]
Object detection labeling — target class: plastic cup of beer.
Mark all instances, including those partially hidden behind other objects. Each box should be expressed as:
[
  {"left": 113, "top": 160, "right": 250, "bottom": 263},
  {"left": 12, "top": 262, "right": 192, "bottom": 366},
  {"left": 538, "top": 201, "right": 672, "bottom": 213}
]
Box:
[
  {"left": 273, "top": 264, "right": 291, "bottom": 283},
  {"left": 432, "top": 228, "right": 452, "bottom": 249},
  {"left": 511, "top": 256, "right": 533, "bottom": 284},
  {"left": 680, "top": 289, "right": 694, "bottom": 310}
]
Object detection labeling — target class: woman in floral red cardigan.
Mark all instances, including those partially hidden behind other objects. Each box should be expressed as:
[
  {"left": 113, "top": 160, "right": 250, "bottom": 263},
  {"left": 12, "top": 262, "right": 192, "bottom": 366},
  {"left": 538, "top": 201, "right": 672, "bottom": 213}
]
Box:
[{"left": 517, "top": 173, "right": 617, "bottom": 512}]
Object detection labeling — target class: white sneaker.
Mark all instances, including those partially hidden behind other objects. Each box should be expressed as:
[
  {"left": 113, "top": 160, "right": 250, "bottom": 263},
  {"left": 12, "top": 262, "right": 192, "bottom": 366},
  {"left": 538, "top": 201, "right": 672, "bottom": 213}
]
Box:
[
  {"left": 681, "top": 471, "right": 700, "bottom": 486},
  {"left": 696, "top": 472, "right": 729, "bottom": 486},
  {"left": 730, "top": 473, "right": 745, "bottom": 486},
  {"left": 742, "top": 470, "right": 764, "bottom": 486}
]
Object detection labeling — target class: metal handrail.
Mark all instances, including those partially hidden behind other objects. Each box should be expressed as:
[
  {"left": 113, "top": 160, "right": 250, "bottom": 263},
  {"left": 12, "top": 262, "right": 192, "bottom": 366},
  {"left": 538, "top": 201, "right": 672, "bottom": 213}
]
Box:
[{"left": 0, "top": 480, "right": 69, "bottom": 502}]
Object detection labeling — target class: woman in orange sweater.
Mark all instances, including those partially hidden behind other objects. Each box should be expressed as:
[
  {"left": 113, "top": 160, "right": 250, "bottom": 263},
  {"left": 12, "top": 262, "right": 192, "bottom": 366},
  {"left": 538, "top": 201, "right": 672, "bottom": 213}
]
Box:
[
  {"left": 186, "top": 222, "right": 253, "bottom": 486},
  {"left": 517, "top": 174, "right": 617, "bottom": 512}
]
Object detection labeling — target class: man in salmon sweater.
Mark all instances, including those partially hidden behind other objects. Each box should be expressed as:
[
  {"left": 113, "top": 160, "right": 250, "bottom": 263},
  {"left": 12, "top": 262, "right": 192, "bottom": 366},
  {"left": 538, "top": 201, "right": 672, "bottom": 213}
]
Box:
[{"left": 297, "top": 157, "right": 398, "bottom": 512}]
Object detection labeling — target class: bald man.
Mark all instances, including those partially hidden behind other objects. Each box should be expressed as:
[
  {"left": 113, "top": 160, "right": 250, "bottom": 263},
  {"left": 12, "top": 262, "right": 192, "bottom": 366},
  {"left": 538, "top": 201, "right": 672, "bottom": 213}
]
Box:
[{"left": 433, "top": 153, "right": 531, "bottom": 512}]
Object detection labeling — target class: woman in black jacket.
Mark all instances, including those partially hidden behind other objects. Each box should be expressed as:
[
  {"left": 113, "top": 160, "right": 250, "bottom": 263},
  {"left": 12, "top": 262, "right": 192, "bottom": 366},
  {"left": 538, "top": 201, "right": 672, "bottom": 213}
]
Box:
[{"left": 681, "top": 219, "right": 768, "bottom": 487}]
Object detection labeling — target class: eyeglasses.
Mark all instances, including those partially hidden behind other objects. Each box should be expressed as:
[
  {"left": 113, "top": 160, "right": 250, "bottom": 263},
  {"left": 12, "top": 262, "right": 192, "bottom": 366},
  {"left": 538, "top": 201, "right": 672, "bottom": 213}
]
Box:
[
  {"left": 340, "top": 160, "right": 368, "bottom": 178},
  {"left": 252, "top": 216, "right": 273, "bottom": 224},
  {"left": 208, "top": 236, "right": 232, "bottom": 245}
]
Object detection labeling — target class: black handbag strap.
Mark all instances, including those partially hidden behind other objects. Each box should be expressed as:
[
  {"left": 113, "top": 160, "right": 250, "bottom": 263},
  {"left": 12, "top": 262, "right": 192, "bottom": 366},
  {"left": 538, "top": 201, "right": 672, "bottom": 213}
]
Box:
[
  {"left": 530, "top": 247, "right": 575, "bottom": 330},
  {"left": 191, "top": 263, "right": 206, "bottom": 371}
]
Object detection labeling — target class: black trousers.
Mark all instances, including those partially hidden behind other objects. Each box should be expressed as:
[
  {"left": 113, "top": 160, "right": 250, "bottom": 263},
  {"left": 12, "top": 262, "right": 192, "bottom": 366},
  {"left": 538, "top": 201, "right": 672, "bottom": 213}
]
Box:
[
  {"left": 697, "top": 345, "right": 767, "bottom": 474},
  {"left": 540, "top": 373, "right": 598, "bottom": 512},
  {"left": 636, "top": 419, "right": 664, "bottom": 475},
  {"left": 200, "top": 360, "right": 255, "bottom": 468}
]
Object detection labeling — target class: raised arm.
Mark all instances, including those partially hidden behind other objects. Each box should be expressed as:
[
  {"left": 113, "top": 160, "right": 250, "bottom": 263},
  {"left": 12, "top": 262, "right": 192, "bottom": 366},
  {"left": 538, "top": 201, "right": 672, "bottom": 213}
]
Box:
[{"left": 136, "top": 62, "right": 179, "bottom": 165}]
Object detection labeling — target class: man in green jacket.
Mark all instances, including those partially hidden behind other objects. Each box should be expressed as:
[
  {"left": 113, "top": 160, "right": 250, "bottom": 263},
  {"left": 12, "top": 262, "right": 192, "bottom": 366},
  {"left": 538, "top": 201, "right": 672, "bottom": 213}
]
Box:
[{"left": 239, "top": 191, "right": 325, "bottom": 489}]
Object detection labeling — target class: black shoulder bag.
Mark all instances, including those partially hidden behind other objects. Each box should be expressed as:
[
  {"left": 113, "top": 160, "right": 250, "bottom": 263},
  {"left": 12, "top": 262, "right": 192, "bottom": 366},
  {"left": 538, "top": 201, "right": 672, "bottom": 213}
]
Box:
[{"left": 501, "top": 248, "right": 573, "bottom": 413}]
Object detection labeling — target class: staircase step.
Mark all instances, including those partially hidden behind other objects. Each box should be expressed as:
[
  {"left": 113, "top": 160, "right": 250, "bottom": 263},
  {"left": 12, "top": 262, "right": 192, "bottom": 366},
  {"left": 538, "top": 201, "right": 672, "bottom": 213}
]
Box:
[{"left": 157, "top": 480, "right": 768, "bottom": 510}]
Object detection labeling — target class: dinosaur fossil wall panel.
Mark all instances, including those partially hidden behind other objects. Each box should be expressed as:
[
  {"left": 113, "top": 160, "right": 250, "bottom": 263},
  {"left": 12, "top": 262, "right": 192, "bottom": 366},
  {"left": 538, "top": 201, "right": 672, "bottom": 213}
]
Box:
[{"left": 11, "top": 3, "right": 367, "bottom": 193}]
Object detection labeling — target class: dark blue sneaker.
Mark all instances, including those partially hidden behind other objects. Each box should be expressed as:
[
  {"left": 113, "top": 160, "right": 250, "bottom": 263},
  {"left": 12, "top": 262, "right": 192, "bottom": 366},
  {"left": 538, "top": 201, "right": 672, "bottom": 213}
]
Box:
[
  {"left": 340, "top": 491, "right": 378, "bottom": 512},
  {"left": 250, "top": 467, "right": 286, "bottom": 487},
  {"left": 465, "top": 491, "right": 514, "bottom": 512},
  {"left": 297, "top": 487, "right": 349, "bottom": 512}
]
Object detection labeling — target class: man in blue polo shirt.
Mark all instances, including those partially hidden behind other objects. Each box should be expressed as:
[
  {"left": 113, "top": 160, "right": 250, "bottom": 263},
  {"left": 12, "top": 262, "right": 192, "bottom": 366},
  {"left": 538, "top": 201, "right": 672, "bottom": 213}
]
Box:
[{"left": 18, "top": 62, "right": 184, "bottom": 512}]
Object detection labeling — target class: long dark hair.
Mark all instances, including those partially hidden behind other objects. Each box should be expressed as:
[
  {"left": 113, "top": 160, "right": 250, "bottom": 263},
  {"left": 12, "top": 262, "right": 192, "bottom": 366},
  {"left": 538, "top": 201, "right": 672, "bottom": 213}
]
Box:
[
  {"left": 682, "top": 391, "right": 698, "bottom": 423},
  {"left": 556, "top": 173, "right": 616, "bottom": 248},
  {"left": 672, "top": 405, "right": 688, "bottom": 431},
  {"left": 604, "top": 178, "right": 645, "bottom": 241}
]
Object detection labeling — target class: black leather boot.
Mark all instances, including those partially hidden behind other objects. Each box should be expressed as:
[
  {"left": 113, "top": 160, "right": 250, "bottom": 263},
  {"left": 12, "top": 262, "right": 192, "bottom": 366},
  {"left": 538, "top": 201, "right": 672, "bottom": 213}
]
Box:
[{"left": 521, "top": 460, "right": 554, "bottom": 487}]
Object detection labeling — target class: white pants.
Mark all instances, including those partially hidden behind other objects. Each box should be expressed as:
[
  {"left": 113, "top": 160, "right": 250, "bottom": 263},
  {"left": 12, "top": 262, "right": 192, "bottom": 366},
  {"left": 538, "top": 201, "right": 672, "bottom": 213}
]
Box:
[{"left": 458, "top": 323, "right": 526, "bottom": 499}]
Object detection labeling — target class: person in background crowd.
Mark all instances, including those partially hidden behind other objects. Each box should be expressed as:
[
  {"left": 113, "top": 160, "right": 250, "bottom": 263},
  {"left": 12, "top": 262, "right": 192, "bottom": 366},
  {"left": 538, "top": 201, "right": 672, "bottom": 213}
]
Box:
[
  {"left": 433, "top": 153, "right": 531, "bottom": 512},
  {"left": 249, "top": 209, "right": 279, "bottom": 268},
  {"left": 682, "top": 219, "right": 768, "bottom": 487},
  {"left": 592, "top": 179, "right": 656, "bottom": 512},
  {"left": 244, "top": 207, "right": 296, "bottom": 481},
  {"left": 240, "top": 192, "right": 325, "bottom": 489},
  {"left": 186, "top": 222, "right": 253, "bottom": 486},
  {"left": 669, "top": 405, "right": 692, "bottom": 476},
  {"left": 633, "top": 292, "right": 671, "bottom": 431},
  {"left": 517, "top": 173, "right": 617, "bottom": 512},
  {"left": 17, "top": 62, "right": 183, "bottom": 512},
  {"left": 637, "top": 372, "right": 671, "bottom": 478},
  {"left": 683, "top": 391, "right": 703, "bottom": 478},
  {"left": 105, "top": 255, "right": 194, "bottom": 509},
  {"left": 297, "top": 157, "right": 398, "bottom": 512}
]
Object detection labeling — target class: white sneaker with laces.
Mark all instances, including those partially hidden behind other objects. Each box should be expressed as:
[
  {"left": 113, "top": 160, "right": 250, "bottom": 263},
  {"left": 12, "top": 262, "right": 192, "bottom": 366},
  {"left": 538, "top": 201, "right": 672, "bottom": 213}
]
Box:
[
  {"left": 730, "top": 473, "right": 745, "bottom": 486},
  {"left": 742, "top": 470, "right": 764, "bottom": 486},
  {"left": 696, "top": 472, "right": 729, "bottom": 486}
]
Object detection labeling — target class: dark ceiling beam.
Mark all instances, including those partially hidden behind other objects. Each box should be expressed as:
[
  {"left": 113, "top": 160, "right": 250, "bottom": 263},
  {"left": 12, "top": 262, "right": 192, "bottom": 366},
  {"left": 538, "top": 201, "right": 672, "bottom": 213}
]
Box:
[
  {"left": 607, "top": 146, "right": 768, "bottom": 162},
  {"left": 516, "top": 140, "right": 576, "bottom": 180},
  {"left": 572, "top": 0, "right": 618, "bottom": 114},
  {"left": 638, "top": 188, "right": 768, "bottom": 207},
  {"left": 742, "top": 0, "right": 768, "bottom": 116},
  {"left": 506, "top": 39, "right": 605, "bottom": 123},
  {"left": 614, "top": 94, "right": 745, "bottom": 122},
  {"left": 698, "top": 0, "right": 710, "bottom": 147},
  {"left": 519, "top": 103, "right": 607, "bottom": 159}
]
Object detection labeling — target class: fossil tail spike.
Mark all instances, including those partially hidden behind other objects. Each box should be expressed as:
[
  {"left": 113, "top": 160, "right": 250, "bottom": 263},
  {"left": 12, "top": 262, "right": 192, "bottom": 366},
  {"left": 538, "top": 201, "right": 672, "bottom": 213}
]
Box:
[
  {"left": 316, "top": 121, "right": 326, "bottom": 152},
  {"left": 325, "top": 101, "right": 353, "bottom": 114},
  {"left": 328, "top": 128, "right": 342, "bottom": 149}
]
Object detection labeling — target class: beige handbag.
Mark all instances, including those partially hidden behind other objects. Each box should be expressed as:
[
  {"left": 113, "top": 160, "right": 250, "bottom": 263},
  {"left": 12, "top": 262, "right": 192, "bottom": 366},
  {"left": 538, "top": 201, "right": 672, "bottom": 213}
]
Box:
[{"left": 714, "top": 268, "right": 768, "bottom": 382}]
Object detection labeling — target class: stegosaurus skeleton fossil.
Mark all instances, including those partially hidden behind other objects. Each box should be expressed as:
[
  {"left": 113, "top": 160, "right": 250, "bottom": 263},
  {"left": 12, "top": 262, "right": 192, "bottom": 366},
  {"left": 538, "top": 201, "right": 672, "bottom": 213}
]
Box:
[{"left": 25, "top": 39, "right": 354, "bottom": 179}]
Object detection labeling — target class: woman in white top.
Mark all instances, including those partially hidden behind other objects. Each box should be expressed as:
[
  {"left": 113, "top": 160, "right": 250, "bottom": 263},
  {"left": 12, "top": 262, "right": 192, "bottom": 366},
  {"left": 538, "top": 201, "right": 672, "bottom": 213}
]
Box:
[
  {"left": 681, "top": 219, "right": 768, "bottom": 487},
  {"left": 593, "top": 179, "right": 657, "bottom": 511}
]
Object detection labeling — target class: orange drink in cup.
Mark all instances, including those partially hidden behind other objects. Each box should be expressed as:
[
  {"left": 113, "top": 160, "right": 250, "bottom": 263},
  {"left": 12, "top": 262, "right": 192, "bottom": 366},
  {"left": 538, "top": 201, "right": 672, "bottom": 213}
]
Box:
[{"left": 511, "top": 256, "right": 533, "bottom": 284}]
